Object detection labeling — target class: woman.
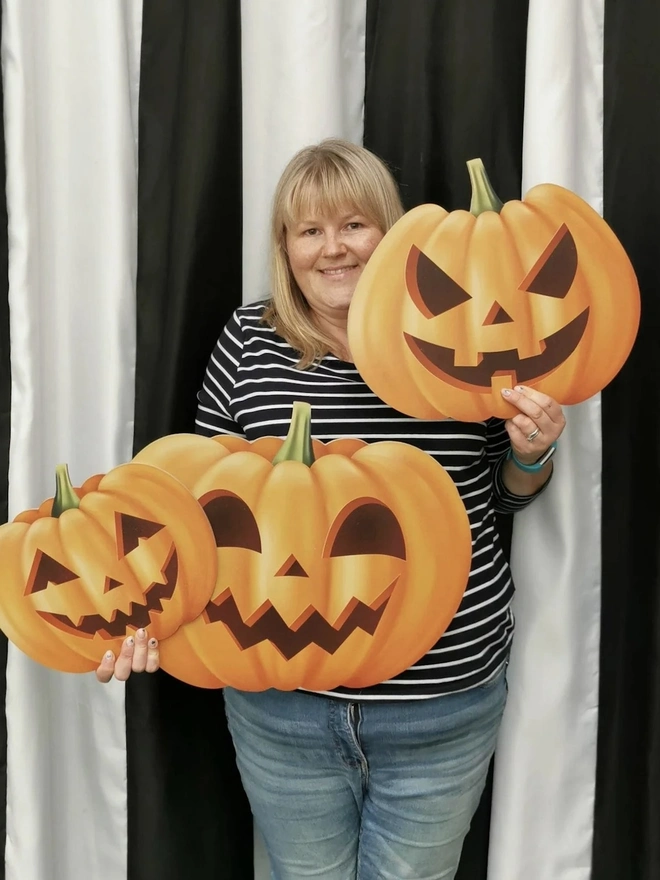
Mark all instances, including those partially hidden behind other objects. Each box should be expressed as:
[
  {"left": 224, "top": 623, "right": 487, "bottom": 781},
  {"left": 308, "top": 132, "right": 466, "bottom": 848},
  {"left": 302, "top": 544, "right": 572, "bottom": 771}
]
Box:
[{"left": 98, "top": 139, "right": 565, "bottom": 879}]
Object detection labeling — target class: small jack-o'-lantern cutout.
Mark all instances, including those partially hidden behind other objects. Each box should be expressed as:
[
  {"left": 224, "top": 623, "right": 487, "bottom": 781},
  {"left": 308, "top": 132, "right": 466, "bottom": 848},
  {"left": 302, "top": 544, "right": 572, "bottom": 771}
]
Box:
[
  {"left": 348, "top": 158, "right": 640, "bottom": 422},
  {"left": 0, "top": 462, "right": 217, "bottom": 672},
  {"left": 135, "top": 403, "right": 471, "bottom": 692}
]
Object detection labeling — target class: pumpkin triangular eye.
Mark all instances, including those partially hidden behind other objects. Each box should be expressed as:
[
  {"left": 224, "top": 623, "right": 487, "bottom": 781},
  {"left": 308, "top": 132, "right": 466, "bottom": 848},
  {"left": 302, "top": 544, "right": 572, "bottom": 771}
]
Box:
[
  {"left": 201, "top": 492, "right": 262, "bottom": 551},
  {"left": 406, "top": 245, "right": 471, "bottom": 318},
  {"left": 26, "top": 550, "right": 79, "bottom": 595},
  {"left": 520, "top": 224, "right": 578, "bottom": 298},
  {"left": 326, "top": 501, "right": 406, "bottom": 559},
  {"left": 116, "top": 512, "right": 165, "bottom": 558}
]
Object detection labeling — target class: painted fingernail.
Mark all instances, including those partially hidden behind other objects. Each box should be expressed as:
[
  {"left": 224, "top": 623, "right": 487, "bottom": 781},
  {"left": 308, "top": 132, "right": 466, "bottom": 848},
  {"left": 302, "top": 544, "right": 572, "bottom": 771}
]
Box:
[
  {"left": 126, "top": 637, "right": 134, "bottom": 646},
  {"left": 501, "top": 388, "right": 512, "bottom": 397},
  {"left": 136, "top": 629, "right": 146, "bottom": 639},
  {"left": 104, "top": 651, "right": 114, "bottom": 660},
  {"left": 148, "top": 639, "right": 158, "bottom": 648}
]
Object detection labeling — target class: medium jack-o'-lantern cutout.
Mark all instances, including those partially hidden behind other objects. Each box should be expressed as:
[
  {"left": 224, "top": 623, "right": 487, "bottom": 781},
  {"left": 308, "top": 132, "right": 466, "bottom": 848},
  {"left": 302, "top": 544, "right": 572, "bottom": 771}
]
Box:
[
  {"left": 135, "top": 403, "right": 471, "bottom": 692},
  {"left": 0, "top": 462, "right": 217, "bottom": 672},
  {"left": 348, "top": 158, "right": 640, "bottom": 422}
]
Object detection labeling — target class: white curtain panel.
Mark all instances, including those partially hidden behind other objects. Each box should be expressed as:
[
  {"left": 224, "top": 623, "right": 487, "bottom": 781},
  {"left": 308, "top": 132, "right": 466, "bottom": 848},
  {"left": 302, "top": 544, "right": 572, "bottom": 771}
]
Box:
[
  {"left": 240, "top": 3, "right": 367, "bottom": 874},
  {"left": 241, "top": 0, "right": 367, "bottom": 304},
  {"left": 2, "top": 1, "right": 143, "bottom": 877},
  {"left": 488, "top": 0, "right": 604, "bottom": 877}
]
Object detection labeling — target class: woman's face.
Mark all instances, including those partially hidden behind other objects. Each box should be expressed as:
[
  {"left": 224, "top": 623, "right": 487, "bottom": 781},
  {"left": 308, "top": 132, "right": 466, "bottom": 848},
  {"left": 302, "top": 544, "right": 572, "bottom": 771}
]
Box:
[{"left": 285, "top": 207, "right": 384, "bottom": 316}]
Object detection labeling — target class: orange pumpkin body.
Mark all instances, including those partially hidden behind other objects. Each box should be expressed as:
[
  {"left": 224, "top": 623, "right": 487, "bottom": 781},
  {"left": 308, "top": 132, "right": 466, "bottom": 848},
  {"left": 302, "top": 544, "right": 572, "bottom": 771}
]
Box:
[
  {"left": 348, "top": 176, "right": 640, "bottom": 422},
  {"left": 0, "top": 463, "right": 217, "bottom": 672},
  {"left": 135, "top": 425, "right": 471, "bottom": 692}
]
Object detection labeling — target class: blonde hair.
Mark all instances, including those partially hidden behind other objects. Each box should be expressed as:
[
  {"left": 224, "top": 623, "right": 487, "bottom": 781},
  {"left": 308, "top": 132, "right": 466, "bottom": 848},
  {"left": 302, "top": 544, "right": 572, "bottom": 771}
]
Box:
[{"left": 262, "top": 138, "right": 404, "bottom": 368}]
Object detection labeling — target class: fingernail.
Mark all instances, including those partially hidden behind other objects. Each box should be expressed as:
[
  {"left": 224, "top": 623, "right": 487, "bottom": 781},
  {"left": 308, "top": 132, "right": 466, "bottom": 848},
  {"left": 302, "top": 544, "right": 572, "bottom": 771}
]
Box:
[
  {"left": 515, "top": 385, "right": 525, "bottom": 392},
  {"left": 126, "top": 637, "right": 134, "bottom": 646},
  {"left": 137, "top": 629, "right": 146, "bottom": 639},
  {"left": 501, "top": 388, "right": 512, "bottom": 397},
  {"left": 104, "top": 651, "right": 114, "bottom": 660},
  {"left": 148, "top": 639, "right": 158, "bottom": 648}
]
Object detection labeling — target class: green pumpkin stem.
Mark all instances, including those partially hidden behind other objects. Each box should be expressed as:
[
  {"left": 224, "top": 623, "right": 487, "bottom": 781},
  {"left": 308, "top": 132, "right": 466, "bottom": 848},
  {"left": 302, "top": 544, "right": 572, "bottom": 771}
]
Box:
[
  {"left": 272, "top": 401, "right": 315, "bottom": 467},
  {"left": 467, "top": 158, "right": 504, "bottom": 216},
  {"left": 51, "top": 463, "right": 81, "bottom": 518}
]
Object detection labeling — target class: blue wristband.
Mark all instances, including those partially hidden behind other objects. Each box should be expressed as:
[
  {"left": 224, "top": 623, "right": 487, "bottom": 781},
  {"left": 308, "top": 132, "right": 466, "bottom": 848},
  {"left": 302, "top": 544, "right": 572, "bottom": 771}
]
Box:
[{"left": 506, "top": 442, "right": 557, "bottom": 473}]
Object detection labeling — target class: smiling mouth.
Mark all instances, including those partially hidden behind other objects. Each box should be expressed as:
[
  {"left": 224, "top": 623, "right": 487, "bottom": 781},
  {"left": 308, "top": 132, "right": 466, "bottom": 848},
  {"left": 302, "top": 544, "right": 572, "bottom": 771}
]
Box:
[
  {"left": 320, "top": 265, "right": 357, "bottom": 276},
  {"left": 202, "top": 578, "right": 397, "bottom": 660},
  {"left": 37, "top": 548, "right": 179, "bottom": 639},
  {"left": 404, "top": 308, "right": 589, "bottom": 391}
]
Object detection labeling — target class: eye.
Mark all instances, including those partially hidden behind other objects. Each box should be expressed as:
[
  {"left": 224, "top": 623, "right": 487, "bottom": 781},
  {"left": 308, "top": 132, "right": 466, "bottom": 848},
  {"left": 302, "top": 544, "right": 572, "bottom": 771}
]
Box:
[
  {"left": 201, "top": 492, "right": 262, "bottom": 552},
  {"left": 326, "top": 500, "right": 406, "bottom": 559},
  {"left": 116, "top": 512, "right": 165, "bottom": 559},
  {"left": 346, "top": 221, "right": 363, "bottom": 231},
  {"left": 406, "top": 245, "right": 472, "bottom": 318},
  {"left": 25, "top": 550, "right": 79, "bottom": 595},
  {"left": 519, "top": 224, "right": 578, "bottom": 298},
  {"left": 302, "top": 227, "right": 319, "bottom": 237}
]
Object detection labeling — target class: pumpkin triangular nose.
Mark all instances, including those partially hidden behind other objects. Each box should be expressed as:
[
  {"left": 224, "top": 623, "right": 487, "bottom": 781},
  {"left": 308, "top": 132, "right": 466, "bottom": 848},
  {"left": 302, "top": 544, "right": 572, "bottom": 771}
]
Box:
[
  {"left": 483, "top": 302, "right": 514, "bottom": 326},
  {"left": 275, "top": 554, "right": 309, "bottom": 578}
]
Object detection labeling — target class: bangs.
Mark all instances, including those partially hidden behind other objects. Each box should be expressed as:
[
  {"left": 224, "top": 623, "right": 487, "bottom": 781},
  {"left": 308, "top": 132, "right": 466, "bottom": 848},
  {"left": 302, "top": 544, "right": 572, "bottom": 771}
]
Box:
[{"left": 281, "top": 162, "right": 375, "bottom": 228}]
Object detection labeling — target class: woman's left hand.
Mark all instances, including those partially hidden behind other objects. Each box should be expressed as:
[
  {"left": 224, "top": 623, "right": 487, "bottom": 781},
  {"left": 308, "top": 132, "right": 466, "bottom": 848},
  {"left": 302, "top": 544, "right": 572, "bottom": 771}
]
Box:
[{"left": 501, "top": 385, "right": 566, "bottom": 465}]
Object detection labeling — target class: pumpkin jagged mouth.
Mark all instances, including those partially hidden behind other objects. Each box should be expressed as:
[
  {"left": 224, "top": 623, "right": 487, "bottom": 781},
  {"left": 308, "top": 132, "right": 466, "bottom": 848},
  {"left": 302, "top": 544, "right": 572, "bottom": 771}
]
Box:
[
  {"left": 404, "top": 308, "right": 589, "bottom": 391},
  {"left": 37, "top": 547, "right": 179, "bottom": 639},
  {"left": 202, "top": 577, "right": 398, "bottom": 660}
]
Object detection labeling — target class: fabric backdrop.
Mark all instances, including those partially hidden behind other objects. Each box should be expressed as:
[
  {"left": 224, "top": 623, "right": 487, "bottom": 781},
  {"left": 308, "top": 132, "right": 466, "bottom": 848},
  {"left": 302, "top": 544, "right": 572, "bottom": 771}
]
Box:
[{"left": 0, "top": 1, "right": 658, "bottom": 879}]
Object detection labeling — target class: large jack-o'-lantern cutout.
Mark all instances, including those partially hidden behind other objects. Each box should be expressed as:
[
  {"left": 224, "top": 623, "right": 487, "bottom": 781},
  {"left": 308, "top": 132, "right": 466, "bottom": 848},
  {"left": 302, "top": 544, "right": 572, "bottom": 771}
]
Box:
[
  {"left": 135, "top": 403, "right": 471, "bottom": 692},
  {"left": 348, "top": 158, "right": 640, "bottom": 422},
  {"left": 0, "top": 462, "right": 217, "bottom": 672}
]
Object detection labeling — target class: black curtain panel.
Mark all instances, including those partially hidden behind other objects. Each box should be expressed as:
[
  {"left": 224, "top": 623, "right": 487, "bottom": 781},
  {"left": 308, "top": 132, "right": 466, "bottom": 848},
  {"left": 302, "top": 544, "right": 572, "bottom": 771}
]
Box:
[
  {"left": 363, "top": 2, "right": 530, "bottom": 875},
  {"left": 133, "top": 0, "right": 244, "bottom": 452},
  {"left": 596, "top": 2, "right": 660, "bottom": 878},
  {"left": 127, "top": 3, "right": 252, "bottom": 879},
  {"left": 364, "top": 0, "right": 530, "bottom": 212}
]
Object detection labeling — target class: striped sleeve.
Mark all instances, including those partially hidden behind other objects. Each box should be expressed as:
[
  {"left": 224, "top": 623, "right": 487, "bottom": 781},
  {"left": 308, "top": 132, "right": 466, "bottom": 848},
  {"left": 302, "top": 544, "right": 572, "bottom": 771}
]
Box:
[
  {"left": 195, "top": 310, "right": 246, "bottom": 438},
  {"left": 485, "top": 417, "right": 552, "bottom": 513}
]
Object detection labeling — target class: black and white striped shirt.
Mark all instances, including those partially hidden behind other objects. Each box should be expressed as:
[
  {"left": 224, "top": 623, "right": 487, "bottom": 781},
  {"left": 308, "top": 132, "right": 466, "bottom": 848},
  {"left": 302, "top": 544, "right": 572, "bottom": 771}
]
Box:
[{"left": 195, "top": 302, "right": 540, "bottom": 700}]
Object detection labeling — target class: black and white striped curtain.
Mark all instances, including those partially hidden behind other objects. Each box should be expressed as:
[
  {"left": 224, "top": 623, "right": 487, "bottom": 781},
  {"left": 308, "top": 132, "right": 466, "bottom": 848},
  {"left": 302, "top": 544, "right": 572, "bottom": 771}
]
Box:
[{"left": 0, "top": 2, "right": 657, "bottom": 878}]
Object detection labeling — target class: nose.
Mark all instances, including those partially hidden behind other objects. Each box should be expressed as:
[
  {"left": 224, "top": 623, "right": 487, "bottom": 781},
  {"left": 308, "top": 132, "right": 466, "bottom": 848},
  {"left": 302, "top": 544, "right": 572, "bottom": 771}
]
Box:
[
  {"left": 275, "top": 554, "right": 309, "bottom": 578},
  {"left": 483, "top": 301, "right": 514, "bottom": 326},
  {"left": 321, "top": 230, "right": 347, "bottom": 258}
]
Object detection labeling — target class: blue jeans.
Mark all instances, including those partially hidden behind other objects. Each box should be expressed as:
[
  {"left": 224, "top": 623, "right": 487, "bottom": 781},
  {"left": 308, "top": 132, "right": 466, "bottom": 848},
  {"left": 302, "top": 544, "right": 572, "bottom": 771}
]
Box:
[{"left": 223, "top": 668, "right": 507, "bottom": 880}]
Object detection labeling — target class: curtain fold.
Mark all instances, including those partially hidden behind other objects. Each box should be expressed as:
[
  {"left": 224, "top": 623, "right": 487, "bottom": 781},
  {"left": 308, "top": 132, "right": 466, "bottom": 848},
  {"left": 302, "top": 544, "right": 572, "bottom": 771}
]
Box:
[
  {"left": 595, "top": 2, "right": 660, "bottom": 877},
  {"left": 0, "top": 4, "right": 9, "bottom": 872},
  {"left": 0, "top": 1, "right": 8, "bottom": 531},
  {"left": 1, "top": 1, "right": 143, "bottom": 878},
  {"left": 488, "top": 2, "right": 604, "bottom": 878},
  {"left": 132, "top": 0, "right": 244, "bottom": 452},
  {"left": 128, "top": 3, "right": 252, "bottom": 879},
  {"left": 364, "top": 0, "right": 530, "bottom": 213}
]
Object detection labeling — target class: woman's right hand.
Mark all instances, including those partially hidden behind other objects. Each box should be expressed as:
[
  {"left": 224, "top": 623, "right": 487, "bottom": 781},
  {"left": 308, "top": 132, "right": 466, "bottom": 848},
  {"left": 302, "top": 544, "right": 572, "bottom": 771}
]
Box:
[{"left": 95, "top": 628, "right": 160, "bottom": 683}]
